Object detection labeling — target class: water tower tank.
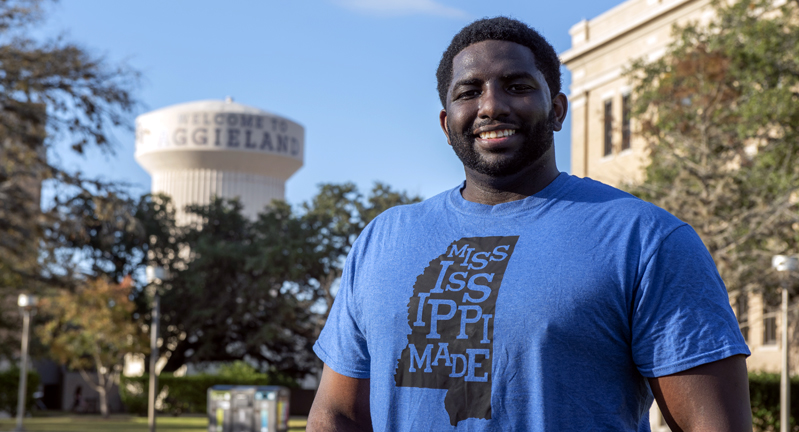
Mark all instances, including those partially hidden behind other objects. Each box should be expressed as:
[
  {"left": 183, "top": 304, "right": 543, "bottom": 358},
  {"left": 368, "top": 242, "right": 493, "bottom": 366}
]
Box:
[{"left": 134, "top": 99, "right": 304, "bottom": 224}]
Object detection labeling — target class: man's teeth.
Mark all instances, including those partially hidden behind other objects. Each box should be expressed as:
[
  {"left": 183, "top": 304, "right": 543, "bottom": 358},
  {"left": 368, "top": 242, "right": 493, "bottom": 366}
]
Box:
[{"left": 479, "top": 129, "right": 516, "bottom": 139}]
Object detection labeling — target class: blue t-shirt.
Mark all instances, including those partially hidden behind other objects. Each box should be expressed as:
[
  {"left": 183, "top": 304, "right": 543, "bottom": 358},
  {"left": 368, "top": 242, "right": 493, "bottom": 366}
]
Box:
[{"left": 313, "top": 173, "right": 749, "bottom": 431}]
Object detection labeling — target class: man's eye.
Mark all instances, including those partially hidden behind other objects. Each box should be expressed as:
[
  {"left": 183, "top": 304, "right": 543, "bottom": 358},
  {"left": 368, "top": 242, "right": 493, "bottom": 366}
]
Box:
[
  {"left": 509, "top": 84, "right": 532, "bottom": 92},
  {"left": 456, "top": 90, "right": 479, "bottom": 100}
]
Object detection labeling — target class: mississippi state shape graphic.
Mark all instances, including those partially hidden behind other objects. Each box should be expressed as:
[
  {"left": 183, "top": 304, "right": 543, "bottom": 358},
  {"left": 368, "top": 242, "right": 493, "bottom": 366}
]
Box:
[{"left": 394, "top": 236, "right": 519, "bottom": 426}]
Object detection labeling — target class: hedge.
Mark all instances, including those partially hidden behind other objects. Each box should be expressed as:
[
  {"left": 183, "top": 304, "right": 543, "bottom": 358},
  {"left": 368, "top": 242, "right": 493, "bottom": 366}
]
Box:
[
  {"left": 121, "top": 371, "right": 796, "bottom": 425},
  {"left": 120, "top": 373, "right": 296, "bottom": 416},
  {"left": 0, "top": 368, "right": 40, "bottom": 415},
  {"left": 749, "top": 372, "right": 799, "bottom": 431}
]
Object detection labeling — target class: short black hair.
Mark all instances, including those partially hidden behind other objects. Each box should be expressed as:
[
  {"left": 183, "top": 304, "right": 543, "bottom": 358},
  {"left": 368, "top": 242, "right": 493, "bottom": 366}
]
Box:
[{"left": 436, "top": 17, "right": 562, "bottom": 107}]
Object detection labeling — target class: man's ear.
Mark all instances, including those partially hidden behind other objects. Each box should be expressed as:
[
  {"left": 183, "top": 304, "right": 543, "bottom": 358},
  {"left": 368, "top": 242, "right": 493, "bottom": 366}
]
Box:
[
  {"left": 439, "top": 109, "right": 451, "bottom": 145},
  {"left": 550, "top": 93, "right": 569, "bottom": 132}
]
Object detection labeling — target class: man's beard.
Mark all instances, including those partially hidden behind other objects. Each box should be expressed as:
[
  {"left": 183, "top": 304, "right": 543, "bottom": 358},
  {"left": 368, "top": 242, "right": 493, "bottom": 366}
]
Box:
[{"left": 448, "top": 109, "right": 556, "bottom": 178}]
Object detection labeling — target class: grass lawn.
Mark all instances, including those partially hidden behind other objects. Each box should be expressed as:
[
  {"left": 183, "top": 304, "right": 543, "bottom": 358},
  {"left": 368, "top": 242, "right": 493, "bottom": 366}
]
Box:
[{"left": 0, "top": 414, "right": 308, "bottom": 432}]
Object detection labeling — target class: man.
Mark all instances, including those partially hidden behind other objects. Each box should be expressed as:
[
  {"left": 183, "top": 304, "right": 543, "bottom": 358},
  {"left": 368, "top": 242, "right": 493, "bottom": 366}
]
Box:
[{"left": 308, "top": 17, "right": 752, "bottom": 431}]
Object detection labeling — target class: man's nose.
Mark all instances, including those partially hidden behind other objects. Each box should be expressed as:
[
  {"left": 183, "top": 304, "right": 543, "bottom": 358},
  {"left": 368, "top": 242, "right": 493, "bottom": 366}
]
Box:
[{"left": 478, "top": 85, "right": 510, "bottom": 120}]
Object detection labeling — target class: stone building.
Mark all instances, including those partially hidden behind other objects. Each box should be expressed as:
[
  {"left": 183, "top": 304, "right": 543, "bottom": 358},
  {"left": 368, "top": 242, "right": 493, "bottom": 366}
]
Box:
[
  {"left": 561, "top": 0, "right": 784, "bottom": 428},
  {"left": 561, "top": 0, "right": 716, "bottom": 186}
]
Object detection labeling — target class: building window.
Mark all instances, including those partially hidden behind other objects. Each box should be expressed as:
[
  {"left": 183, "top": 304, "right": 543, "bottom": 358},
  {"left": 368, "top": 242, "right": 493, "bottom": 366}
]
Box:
[
  {"left": 603, "top": 100, "right": 613, "bottom": 156},
  {"left": 621, "top": 94, "right": 631, "bottom": 151},
  {"left": 763, "top": 312, "right": 778, "bottom": 345},
  {"left": 737, "top": 294, "right": 749, "bottom": 342}
]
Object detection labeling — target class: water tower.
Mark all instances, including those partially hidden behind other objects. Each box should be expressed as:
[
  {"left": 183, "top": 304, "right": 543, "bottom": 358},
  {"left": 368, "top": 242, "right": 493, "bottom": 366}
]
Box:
[{"left": 134, "top": 99, "right": 304, "bottom": 224}]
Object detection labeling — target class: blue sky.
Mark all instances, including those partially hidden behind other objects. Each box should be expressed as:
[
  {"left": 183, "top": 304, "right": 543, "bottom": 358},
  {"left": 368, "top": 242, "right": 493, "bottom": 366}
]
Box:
[{"left": 43, "top": 0, "right": 623, "bottom": 205}]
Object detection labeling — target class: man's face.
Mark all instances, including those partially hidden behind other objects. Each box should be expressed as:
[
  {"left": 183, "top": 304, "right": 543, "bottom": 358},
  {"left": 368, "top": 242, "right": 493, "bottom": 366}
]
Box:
[{"left": 440, "top": 40, "right": 564, "bottom": 178}]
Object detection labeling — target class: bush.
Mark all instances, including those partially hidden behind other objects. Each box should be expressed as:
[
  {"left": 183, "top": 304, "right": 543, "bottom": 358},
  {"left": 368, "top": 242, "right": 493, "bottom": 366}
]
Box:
[
  {"left": 749, "top": 372, "right": 799, "bottom": 431},
  {"left": 120, "top": 364, "right": 296, "bottom": 416},
  {"left": 0, "top": 368, "right": 40, "bottom": 415}
]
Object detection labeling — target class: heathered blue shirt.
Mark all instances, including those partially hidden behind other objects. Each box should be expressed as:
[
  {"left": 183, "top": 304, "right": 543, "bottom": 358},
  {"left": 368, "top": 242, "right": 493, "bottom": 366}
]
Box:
[{"left": 314, "top": 173, "right": 749, "bottom": 431}]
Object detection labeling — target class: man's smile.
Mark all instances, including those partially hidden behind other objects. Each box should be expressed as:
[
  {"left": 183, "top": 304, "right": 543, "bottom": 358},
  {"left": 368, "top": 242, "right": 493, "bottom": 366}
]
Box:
[{"left": 477, "top": 129, "right": 516, "bottom": 140}]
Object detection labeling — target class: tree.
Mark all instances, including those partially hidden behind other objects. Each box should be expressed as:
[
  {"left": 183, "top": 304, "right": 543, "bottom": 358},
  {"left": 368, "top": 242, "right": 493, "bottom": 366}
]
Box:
[
  {"left": 156, "top": 197, "right": 318, "bottom": 376},
  {"left": 37, "top": 277, "right": 149, "bottom": 417},
  {"left": 299, "top": 182, "right": 422, "bottom": 331},
  {"left": 0, "top": 0, "right": 140, "bottom": 355},
  {"left": 625, "top": 0, "right": 799, "bottom": 297},
  {"left": 156, "top": 182, "right": 420, "bottom": 376}
]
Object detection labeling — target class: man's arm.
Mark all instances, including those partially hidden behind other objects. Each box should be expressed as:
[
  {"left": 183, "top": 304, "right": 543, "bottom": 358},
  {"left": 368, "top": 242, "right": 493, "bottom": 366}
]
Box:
[
  {"left": 648, "top": 354, "right": 752, "bottom": 432},
  {"left": 307, "top": 364, "right": 373, "bottom": 432}
]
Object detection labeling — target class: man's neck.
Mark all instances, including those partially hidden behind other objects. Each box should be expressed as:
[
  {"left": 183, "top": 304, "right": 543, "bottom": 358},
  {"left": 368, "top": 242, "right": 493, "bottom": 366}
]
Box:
[{"left": 460, "top": 152, "right": 560, "bottom": 205}]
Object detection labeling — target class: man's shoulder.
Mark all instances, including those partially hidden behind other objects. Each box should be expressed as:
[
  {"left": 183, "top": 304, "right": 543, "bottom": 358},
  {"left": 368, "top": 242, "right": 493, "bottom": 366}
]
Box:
[
  {"left": 560, "top": 175, "right": 642, "bottom": 204},
  {"left": 352, "top": 186, "right": 454, "bottom": 248},
  {"left": 559, "top": 175, "right": 687, "bottom": 233},
  {"left": 369, "top": 186, "right": 453, "bottom": 224}
]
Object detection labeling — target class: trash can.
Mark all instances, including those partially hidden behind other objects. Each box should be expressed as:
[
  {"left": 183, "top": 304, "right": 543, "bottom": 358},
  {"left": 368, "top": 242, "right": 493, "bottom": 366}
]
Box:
[
  {"left": 208, "top": 385, "right": 290, "bottom": 432},
  {"left": 254, "top": 387, "right": 290, "bottom": 432},
  {"left": 208, "top": 387, "right": 233, "bottom": 432}
]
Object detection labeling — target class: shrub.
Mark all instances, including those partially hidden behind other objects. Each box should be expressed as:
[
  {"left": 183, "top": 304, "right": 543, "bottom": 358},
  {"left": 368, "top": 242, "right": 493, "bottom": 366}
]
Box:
[
  {"left": 749, "top": 372, "right": 799, "bottom": 431},
  {"left": 0, "top": 368, "right": 40, "bottom": 415},
  {"left": 120, "top": 365, "right": 296, "bottom": 416}
]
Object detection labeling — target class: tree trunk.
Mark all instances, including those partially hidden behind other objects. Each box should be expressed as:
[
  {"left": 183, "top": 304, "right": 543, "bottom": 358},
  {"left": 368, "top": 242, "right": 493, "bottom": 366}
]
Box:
[
  {"left": 97, "top": 385, "right": 108, "bottom": 418},
  {"left": 78, "top": 368, "right": 110, "bottom": 418},
  {"left": 91, "top": 349, "right": 111, "bottom": 418},
  {"left": 95, "top": 368, "right": 109, "bottom": 418}
]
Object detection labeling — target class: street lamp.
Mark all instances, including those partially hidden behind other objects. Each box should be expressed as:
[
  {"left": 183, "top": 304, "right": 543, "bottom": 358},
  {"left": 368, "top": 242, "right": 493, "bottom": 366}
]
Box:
[
  {"left": 772, "top": 254, "right": 798, "bottom": 432},
  {"left": 146, "top": 266, "right": 166, "bottom": 432},
  {"left": 15, "top": 293, "right": 37, "bottom": 432}
]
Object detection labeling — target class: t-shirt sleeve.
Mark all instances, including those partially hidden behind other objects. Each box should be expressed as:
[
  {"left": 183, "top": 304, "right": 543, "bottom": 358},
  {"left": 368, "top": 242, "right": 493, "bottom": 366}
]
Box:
[
  {"left": 313, "top": 247, "right": 371, "bottom": 379},
  {"left": 632, "top": 224, "right": 750, "bottom": 378}
]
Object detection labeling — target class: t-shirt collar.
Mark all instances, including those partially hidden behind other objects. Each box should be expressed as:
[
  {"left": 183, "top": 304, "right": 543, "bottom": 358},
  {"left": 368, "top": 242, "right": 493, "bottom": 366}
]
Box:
[{"left": 447, "top": 172, "right": 571, "bottom": 217}]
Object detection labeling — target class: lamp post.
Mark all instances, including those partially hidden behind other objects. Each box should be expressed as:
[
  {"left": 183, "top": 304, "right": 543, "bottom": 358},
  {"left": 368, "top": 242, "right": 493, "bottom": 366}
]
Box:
[
  {"left": 773, "top": 255, "right": 798, "bottom": 432},
  {"left": 146, "top": 266, "right": 165, "bottom": 432},
  {"left": 15, "top": 294, "right": 37, "bottom": 432}
]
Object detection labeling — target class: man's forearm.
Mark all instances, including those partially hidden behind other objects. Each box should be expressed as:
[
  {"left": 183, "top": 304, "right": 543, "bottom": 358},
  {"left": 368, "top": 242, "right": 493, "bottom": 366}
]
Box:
[
  {"left": 307, "top": 365, "right": 373, "bottom": 432},
  {"left": 306, "top": 408, "right": 374, "bottom": 432}
]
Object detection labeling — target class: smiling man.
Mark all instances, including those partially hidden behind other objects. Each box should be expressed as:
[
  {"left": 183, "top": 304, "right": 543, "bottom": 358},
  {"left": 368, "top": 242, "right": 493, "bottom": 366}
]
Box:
[{"left": 307, "top": 17, "right": 752, "bottom": 431}]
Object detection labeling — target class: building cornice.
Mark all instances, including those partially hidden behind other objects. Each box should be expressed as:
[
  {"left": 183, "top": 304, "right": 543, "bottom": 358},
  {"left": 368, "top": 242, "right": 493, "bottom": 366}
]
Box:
[{"left": 560, "top": 0, "right": 694, "bottom": 64}]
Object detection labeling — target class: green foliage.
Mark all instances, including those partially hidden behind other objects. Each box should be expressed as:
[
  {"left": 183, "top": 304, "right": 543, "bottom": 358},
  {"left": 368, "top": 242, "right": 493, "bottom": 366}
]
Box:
[
  {"left": 625, "top": 0, "right": 799, "bottom": 296},
  {"left": 216, "top": 361, "right": 263, "bottom": 380},
  {"left": 0, "top": 368, "right": 40, "bottom": 415},
  {"left": 297, "top": 182, "right": 422, "bottom": 324},
  {"left": 37, "top": 277, "right": 149, "bottom": 417},
  {"left": 0, "top": 0, "right": 140, "bottom": 282},
  {"left": 156, "top": 182, "right": 420, "bottom": 377},
  {"left": 37, "top": 277, "right": 148, "bottom": 373},
  {"left": 119, "top": 370, "right": 296, "bottom": 416},
  {"left": 156, "top": 197, "right": 318, "bottom": 376},
  {"left": 0, "top": 0, "right": 141, "bottom": 359},
  {"left": 749, "top": 372, "right": 799, "bottom": 431}
]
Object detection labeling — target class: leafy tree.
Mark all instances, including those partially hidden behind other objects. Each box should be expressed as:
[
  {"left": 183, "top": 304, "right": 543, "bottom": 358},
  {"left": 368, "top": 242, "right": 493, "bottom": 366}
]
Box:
[
  {"left": 625, "top": 0, "right": 799, "bottom": 297},
  {"left": 53, "top": 192, "right": 180, "bottom": 285},
  {"left": 299, "top": 182, "right": 422, "bottom": 330},
  {"left": 157, "top": 197, "right": 317, "bottom": 376},
  {"left": 0, "top": 0, "right": 140, "bottom": 356},
  {"left": 37, "top": 277, "right": 149, "bottom": 417},
  {"left": 156, "top": 182, "right": 420, "bottom": 377}
]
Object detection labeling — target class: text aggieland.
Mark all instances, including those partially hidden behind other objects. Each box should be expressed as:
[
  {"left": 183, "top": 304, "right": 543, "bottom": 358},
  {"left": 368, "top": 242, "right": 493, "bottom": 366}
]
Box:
[
  {"left": 394, "top": 236, "right": 519, "bottom": 426},
  {"left": 135, "top": 112, "right": 302, "bottom": 158}
]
